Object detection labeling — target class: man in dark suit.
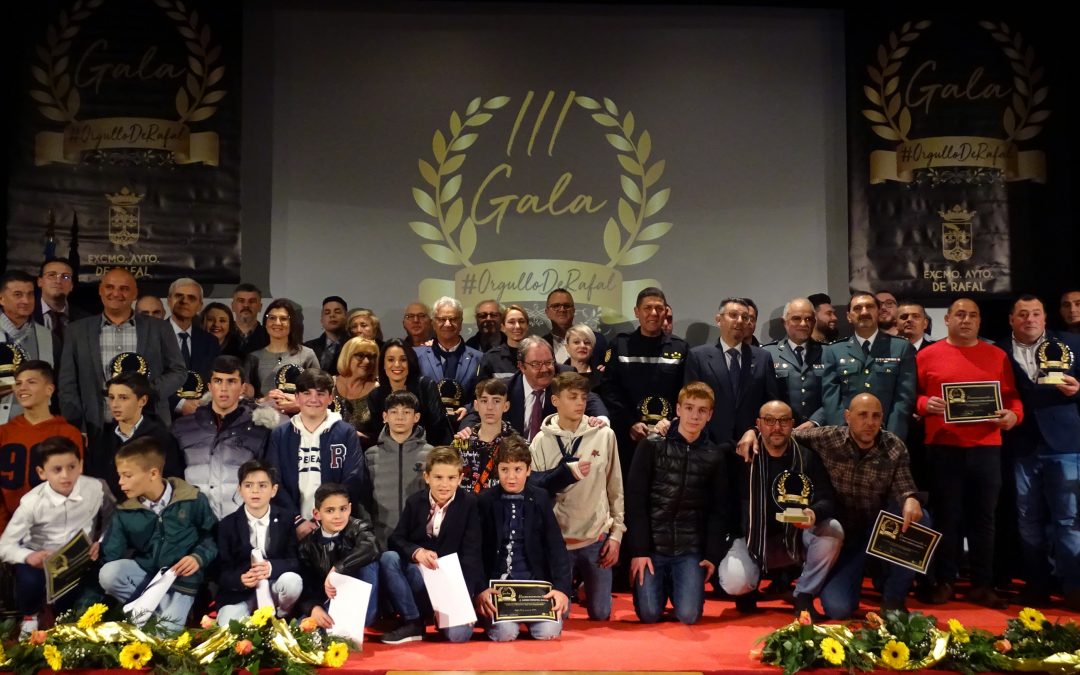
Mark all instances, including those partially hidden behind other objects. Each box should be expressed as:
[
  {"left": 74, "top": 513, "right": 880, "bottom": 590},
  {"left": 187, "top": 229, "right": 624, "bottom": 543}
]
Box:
[
  {"left": 304, "top": 295, "right": 348, "bottom": 374},
  {"left": 686, "top": 297, "right": 780, "bottom": 444},
  {"left": 820, "top": 292, "right": 916, "bottom": 438},
  {"left": 33, "top": 257, "right": 89, "bottom": 364},
  {"left": 763, "top": 298, "right": 827, "bottom": 428},
  {"left": 1005, "top": 294, "right": 1080, "bottom": 610},
  {"left": 415, "top": 296, "right": 483, "bottom": 417},
  {"left": 459, "top": 337, "right": 608, "bottom": 439},
  {"left": 58, "top": 267, "right": 187, "bottom": 439},
  {"left": 896, "top": 300, "right": 934, "bottom": 491},
  {"left": 166, "top": 278, "right": 220, "bottom": 418}
]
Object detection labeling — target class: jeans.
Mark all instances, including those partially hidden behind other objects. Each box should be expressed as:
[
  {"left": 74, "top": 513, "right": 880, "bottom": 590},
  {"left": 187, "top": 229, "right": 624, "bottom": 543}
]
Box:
[
  {"left": 929, "top": 444, "right": 1001, "bottom": 587},
  {"left": 484, "top": 614, "right": 563, "bottom": 641},
  {"left": 718, "top": 518, "right": 844, "bottom": 596},
  {"left": 216, "top": 572, "right": 304, "bottom": 626},
  {"left": 379, "top": 550, "right": 474, "bottom": 642},
  {"left": 632, "top": 552, "right": 706, "bottom": 625},
  {"left": 818, "top": 506, "right": 932, "bottom": 620},
  {"left": 568, "top": 538, "right": 613, "bottom": 620},
  {"left": 1015, "top": 452, "right": 1080, "bottom": 593},
  {"left": 14, "top": 563, "right": 95, "bottom": 616},
  {"left": 99, "top": 559, "right": 194, "bottom": 632}
]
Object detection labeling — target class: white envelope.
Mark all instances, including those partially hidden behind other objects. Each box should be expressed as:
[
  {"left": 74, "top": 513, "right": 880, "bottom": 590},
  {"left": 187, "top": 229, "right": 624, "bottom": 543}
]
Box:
[{"left": 326, "top": 570, "right": 372, "bottom": 644}]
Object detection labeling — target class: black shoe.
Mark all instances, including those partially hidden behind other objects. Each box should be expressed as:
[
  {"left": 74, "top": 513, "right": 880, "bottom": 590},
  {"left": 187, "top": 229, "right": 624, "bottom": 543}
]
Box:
[
  {"left": 880, "top": 597, "right": 908, "bottom": 614},
  {"left": 967, "top": 586, "right": 1008, "bottom": 610},
  {"left": 793, "top": 593, "right": 825, "bottom": 622},
  {"left": 382, "top": 619, "right": 425, "bottom": 645},
  {"left": 1016, "top": 586, "right": 1051, "bottom": 608},
  {"left": 735, "top": 592, "right": 761, "bottom": 613},
  {"left": 1064, "top": 590, "right": 1080, "bottom": 613},
  {"left": 927, "top": 581, "right": 954, "bottom": 605}
]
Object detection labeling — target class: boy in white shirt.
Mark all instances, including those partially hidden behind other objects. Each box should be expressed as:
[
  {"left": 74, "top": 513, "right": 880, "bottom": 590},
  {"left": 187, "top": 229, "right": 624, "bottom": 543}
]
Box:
[
  {"left": 0, "top": 436, "right": 114, "bottom": 635},
  {"left": 529, "top": 371, "right": 624, "bottom": 620}
]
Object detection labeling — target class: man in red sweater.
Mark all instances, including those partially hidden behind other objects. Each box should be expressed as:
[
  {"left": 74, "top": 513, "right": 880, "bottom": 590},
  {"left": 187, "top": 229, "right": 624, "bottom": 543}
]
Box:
[{"left": 916, "top": 298, "right": 1022, "bottom": 608}]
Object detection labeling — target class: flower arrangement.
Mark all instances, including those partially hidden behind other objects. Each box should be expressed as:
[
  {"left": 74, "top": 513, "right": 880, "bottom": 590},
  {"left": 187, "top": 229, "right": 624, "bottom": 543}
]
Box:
[
  {"left": 756, "top": 608, "right": 1079, "bottom": 674},
  {"left": 0, "top": 603, "right": 356, "bottom": 675}
]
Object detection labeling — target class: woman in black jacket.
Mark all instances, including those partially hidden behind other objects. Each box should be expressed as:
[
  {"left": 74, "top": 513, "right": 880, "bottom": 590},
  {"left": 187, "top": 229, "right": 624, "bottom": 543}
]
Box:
[{"left": 365, "top": 338, "right": 453, "bottom": 445}]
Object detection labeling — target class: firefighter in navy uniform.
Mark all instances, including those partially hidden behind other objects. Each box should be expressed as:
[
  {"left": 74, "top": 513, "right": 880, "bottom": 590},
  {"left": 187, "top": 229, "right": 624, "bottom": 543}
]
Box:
[{"left": 602, "top": 287, "right": 689, "bottom": 477}]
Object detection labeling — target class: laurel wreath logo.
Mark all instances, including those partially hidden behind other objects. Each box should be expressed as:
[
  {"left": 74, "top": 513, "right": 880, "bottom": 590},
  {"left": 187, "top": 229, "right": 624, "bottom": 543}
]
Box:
[
  {"left": 575, "top": 96, "right": 672, "bottom": 267},
  {"left": 978, "top": 21, "right": 1050, "bottom": 142},
  {"left": 31, "top": 0, "right": 226, "bottom": 125},
  {"left": 862, "top": 20, "right": 930, "bottom": 143},
  {"left": 411, "top": 95, "right": 510, "bottom": 267},
  {"left": 864, "top": 20, "right": 1050, "bottom": 146}
]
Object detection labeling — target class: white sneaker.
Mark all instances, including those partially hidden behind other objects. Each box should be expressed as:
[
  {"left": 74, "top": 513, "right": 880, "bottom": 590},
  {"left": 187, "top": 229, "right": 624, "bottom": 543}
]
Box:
[{"left": 20, "top": 615, "right": 39, "bottom": 640}]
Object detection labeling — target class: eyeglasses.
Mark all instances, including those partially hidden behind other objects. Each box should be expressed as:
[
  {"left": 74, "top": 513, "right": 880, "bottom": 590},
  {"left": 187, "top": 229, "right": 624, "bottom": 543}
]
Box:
[
  {"left": 879, "top": 300, "right": 898, "bottom": 307},
  {"left": 44, "top": 271, "right": 73, "bottom": 281},
  {"left": 435, "top": 316, "right": 460, "bottom": 325},
  {"left": 476, "top": 312, "right": 501, "bottom": 319},
  {"left": 353, "top": 353, "right": 377, "bottom": 361},
  {"left": 403, "top": 313, "right": 428, "bottom": 321},
  {"left": 760, "top": 416, "right": 794, "bottom": 427},
  {"left": 524, "top": 360, "right": 555, "bottom": 369},
  {"left": 547, "top": 303, "right": 574, "bottom": 311},
  {"left": 266, "top": 315, "right": 291, "bottom": 323}
]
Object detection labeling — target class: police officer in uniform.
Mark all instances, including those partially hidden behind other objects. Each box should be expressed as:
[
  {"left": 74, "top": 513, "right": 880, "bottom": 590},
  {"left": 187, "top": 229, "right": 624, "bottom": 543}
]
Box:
[
  {"left": 820, "top": 292, "right": 916, "bottom": 438},
  {"left": 763, "top": 298, "right": 827, "bottom": 428},
  {"left": 602, "top": 287, "right": 688, "bottom": 475}
]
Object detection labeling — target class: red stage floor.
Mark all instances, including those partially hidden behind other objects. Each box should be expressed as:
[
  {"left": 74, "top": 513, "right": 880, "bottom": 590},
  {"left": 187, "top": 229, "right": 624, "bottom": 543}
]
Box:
[{"left": 339, "top": 590, "right": 1080, "bottom": 674}]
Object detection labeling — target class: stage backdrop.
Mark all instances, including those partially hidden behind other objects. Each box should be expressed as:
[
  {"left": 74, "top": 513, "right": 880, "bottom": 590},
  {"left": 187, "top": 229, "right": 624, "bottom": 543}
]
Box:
[
  {"left": 6, "top": 0, "right": 242, "bottom": 284},
  {"left": 242, "top": 4, "right": 849, "bottom": 341},
  {"left": 846, "top": 13, "right": 1069, "bottom": 300}
]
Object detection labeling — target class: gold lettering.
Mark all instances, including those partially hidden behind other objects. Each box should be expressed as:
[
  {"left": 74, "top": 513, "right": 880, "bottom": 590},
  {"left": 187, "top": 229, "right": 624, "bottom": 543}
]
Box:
[
  {"left": 906, "top": 60, "right": 1011, "bottom": 116},
  {"left": 74, "top": 39, "right": 185, "bottom": 96},
  {"left": 470, "top": 163, "right": 608, "bottom": 233}
]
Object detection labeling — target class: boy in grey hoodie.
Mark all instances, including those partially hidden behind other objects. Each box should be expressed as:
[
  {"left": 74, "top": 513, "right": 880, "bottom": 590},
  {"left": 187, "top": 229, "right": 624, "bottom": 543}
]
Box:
[
  {"left": 529, "top": 372, "right": 624, "bottom": 620},
  {"left": 364, "top": 390, "right": 433, "bottom": 546}
]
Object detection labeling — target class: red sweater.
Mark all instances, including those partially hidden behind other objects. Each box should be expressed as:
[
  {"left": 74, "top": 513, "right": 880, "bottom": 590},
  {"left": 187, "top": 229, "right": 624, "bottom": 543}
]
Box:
[
  {"left": 916, "top": 340, "right": 1023, "bottom": 447},
  {"left": 0, "top": 415, "right": 85, "bottom": 530}
]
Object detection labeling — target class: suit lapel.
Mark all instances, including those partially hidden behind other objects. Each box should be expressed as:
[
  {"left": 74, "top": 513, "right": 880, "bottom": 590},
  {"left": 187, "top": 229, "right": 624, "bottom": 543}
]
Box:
[
  {"left": 705, "top": 345, "right": 730, "bottom": 403},
  {"left": 88, "top": 319, "right": 105, "bottom": 384}
]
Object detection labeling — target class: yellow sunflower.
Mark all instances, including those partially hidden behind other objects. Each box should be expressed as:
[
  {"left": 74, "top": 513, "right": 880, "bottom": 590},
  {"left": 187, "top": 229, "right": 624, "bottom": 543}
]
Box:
[
  {"left": 175, "top": 631, "right": 191, "bottom": 650},
  {"left": 323, "top": 642, "right": 349, "bottom": 668},
  {"left": 1019, "top": 607, "right": 1046, "bottom": 632},
  {"left": 947, "top": 618, "right": 970, "bottom": 644},
  {"left": 0, "top": 643, "right": 6, "bottom": 665},
  {"left": 119, "top": 642, "right": 153, "bottom": 670},
  {"left": 77, "top": 602, "right": 109, "bottom": 629},
  {"left": 820, "top": 637, "right": 845, "bottom": 665},
  {"left": 250, "top": 605, "right": 275, "bottom": 627},
  {"left": 43, "top": 644, "right": 62, "bottom": 671},
  {"left": 881, "top": 640, "right": 910, "bottom": 669}
]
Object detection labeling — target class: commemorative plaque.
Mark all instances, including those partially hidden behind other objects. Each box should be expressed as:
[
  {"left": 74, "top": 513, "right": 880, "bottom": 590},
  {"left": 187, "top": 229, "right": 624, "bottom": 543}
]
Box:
[
  {"left": 942, "top": 381, "right": 1002, "bottom": 423},
  {"left": 489, "top": 580, "right": 557, "bottom": 622},
  {"left": 865, "top": 510, "right": 941, "bottom": 575}
]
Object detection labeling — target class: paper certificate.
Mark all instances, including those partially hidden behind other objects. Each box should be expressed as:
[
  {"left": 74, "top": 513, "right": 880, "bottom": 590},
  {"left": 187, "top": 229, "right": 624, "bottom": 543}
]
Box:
[
  {"left": 123, "top": 568, "right": 178, "bottom": 625},
  {"left": 327, "top": 571, "right": 372, "bottom": 645},
  {"left": 419, "top": 553, "right": 477, "bottom": 629},
  {"left": 865, "top": 510, "right": 942, "bottom": 574}
]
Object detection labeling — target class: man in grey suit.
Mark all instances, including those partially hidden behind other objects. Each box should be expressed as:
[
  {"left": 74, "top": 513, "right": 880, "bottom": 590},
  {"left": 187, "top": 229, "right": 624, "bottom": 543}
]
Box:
[
  {"left": 763, "top": 298, "right": 826, "bottom": 428},
  {"left": 59, "top": 267, "right": 187, "bottom": 438},
  {"left": 0, "top": 271, "right": 55, "bottom": 424},
  {"left": 820, "top": 292, "right": 916, "bottom": 438}
]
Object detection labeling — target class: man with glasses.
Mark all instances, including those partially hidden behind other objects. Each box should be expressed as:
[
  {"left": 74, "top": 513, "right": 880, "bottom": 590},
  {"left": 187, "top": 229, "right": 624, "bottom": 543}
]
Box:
[
  {"left": 820, "top": 292, "right": 916, "bottom": 437},
  {"left": 603, "top": 287, "right": 688, "bottom": 475},
  {"left": 34, "top": 258, "right": 86, "bottom": 361},
  {"left": 542, "top": 288, "right": 608, "bottom": 368},
  {"left": 415, "top": 297, "right": 483, "bottom": 419},
  {"left": 460, "top": 337, "right": 607, "bottom": 440},
  {"left": 401, "top": 301, "right": 433, "bottom": 347},
  {"left": 465, "top": 299, "right": 506, "bottom": 352},
  {"left": 764, "top": 298, "right": 827, "bottom": 428},
  {"left": 718, "top": 400, "right": 841, "bottom": 618},
  {"left": 876, "top": 291, "right": 900, "bottom": 336}
]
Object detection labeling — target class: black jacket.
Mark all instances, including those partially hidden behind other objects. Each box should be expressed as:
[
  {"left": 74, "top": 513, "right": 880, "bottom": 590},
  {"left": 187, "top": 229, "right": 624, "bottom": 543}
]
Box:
[
  {"left": 297, "top": 513, "right": 380, "bottom": 614},
  {"left": 88, "top": 414, "right": 186, "bottom": 501},
  {"left": 389, "top": 488, "right": 484, "bottom": 596},
  {"left": 367, "top": 377, "right": 454, "bottom": 446},
  {"left": 216, "top": 504, "right": 301, "bottom": 606},
  {"left": 602, "top": 329, "right": 688, "bottom": 447},
  {"left": 477, "top": 484, "right": 572, "bottom": 598},
  {"left": 624, "top": 422, "right": 733, "bottom": 564}
]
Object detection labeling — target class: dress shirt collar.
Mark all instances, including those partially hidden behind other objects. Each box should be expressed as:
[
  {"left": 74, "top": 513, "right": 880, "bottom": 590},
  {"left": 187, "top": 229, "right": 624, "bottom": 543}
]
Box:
[
  {"left": 856, "top": 330, "right": 879, "bottom": 351},
  {"left": 42, "top": 480, "right": 84, "bottom": 507}
]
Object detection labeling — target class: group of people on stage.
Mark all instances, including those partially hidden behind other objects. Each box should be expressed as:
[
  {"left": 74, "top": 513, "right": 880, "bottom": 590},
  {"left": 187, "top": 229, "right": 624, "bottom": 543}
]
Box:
[{"left": 0, "top": 257, "right": 1078, "bottom": 646}]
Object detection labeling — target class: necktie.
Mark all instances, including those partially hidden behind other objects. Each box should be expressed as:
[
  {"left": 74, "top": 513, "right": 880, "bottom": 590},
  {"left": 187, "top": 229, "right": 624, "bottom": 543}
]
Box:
[
  {"left": 794, "top": 345, "right": 805, "bottom": 367},
  {"left": 48, "top": 309, "right": 64, "bottom": 341},
  {"left": 727, "top": 347, "right": 741, "bottom": 396},
  {"left": 179, "top": 332, "right": 192, "bottom": 368},
  {"left": 862, "top": 339, "right": 871, "bottom": 356},
  {"left": 528, "top": 388, "right": 545, "bottom": 441}
]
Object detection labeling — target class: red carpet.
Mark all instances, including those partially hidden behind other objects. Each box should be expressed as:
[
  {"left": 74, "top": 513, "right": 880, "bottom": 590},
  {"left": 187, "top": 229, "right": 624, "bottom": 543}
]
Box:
[{"left": 338, "top": 590, "right": 1080, "bottom": 674}]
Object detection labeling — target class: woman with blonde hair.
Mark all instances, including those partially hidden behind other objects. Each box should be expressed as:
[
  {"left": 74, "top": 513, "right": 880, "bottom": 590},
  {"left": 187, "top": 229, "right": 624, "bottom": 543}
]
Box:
[
  {"left": 347, "top": 308, "right": 384, "bottom": 345},
  {"left": 335, "top": 337, "right": 380, "bottom": 437}
]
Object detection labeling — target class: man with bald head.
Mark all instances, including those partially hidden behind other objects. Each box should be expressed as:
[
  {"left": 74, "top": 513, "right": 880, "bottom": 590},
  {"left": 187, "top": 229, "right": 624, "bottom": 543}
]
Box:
[
  {"left": 738, "top": 393, "right": 927, "bottom": 618},
  {"left": 764, "top": 298, "right": 827, "bottom": 428},
  {"left": 59, "top": 267, "right": 187, "bottom": 439},
  {"left": 916, "top": 298, "right": 1022, "bottom": 608},
  {"left": 718, "top": 400, "right": 841, "bottom": 618}
]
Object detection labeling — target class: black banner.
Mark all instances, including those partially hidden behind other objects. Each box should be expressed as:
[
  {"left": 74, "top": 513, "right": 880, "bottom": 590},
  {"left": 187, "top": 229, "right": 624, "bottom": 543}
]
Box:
[
  {"left": 6, "top": 0, "right": 241, "bottom": 283},
  {"left": 847, "top": 14, "right": 1065, "bottom": 299}
]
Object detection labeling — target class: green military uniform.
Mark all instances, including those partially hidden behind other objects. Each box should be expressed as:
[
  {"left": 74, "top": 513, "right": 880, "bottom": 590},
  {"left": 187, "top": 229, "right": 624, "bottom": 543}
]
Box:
[
  {"left": 763, "top": 339, "right": 827, "bottom": 426},
  {"left": 820, "top": 333, "right": 916, "bottom": 438}
]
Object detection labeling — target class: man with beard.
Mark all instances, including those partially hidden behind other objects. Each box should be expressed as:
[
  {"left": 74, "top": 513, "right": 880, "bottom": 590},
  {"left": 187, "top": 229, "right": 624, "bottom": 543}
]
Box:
[
  {"left": 821, "top": 292, "right": 916, "bottom": 437},
  {"left": 465, "top": 299, "right": 506, "bottom": 352},
  {"left": 808, "top": 293, "right": 839, "bottom": 343},
  {"left": 876, "top": 291, "right": 899, "bottom": 336},
  {"left": 1060, "top": 289, "right": 1080, "bottom": 333},
  {"left": 305, "top": 296, "right": 348, "bottom": 374},
  {"left": 232, "top": 283, "right": 269, "bottom": 356}
]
